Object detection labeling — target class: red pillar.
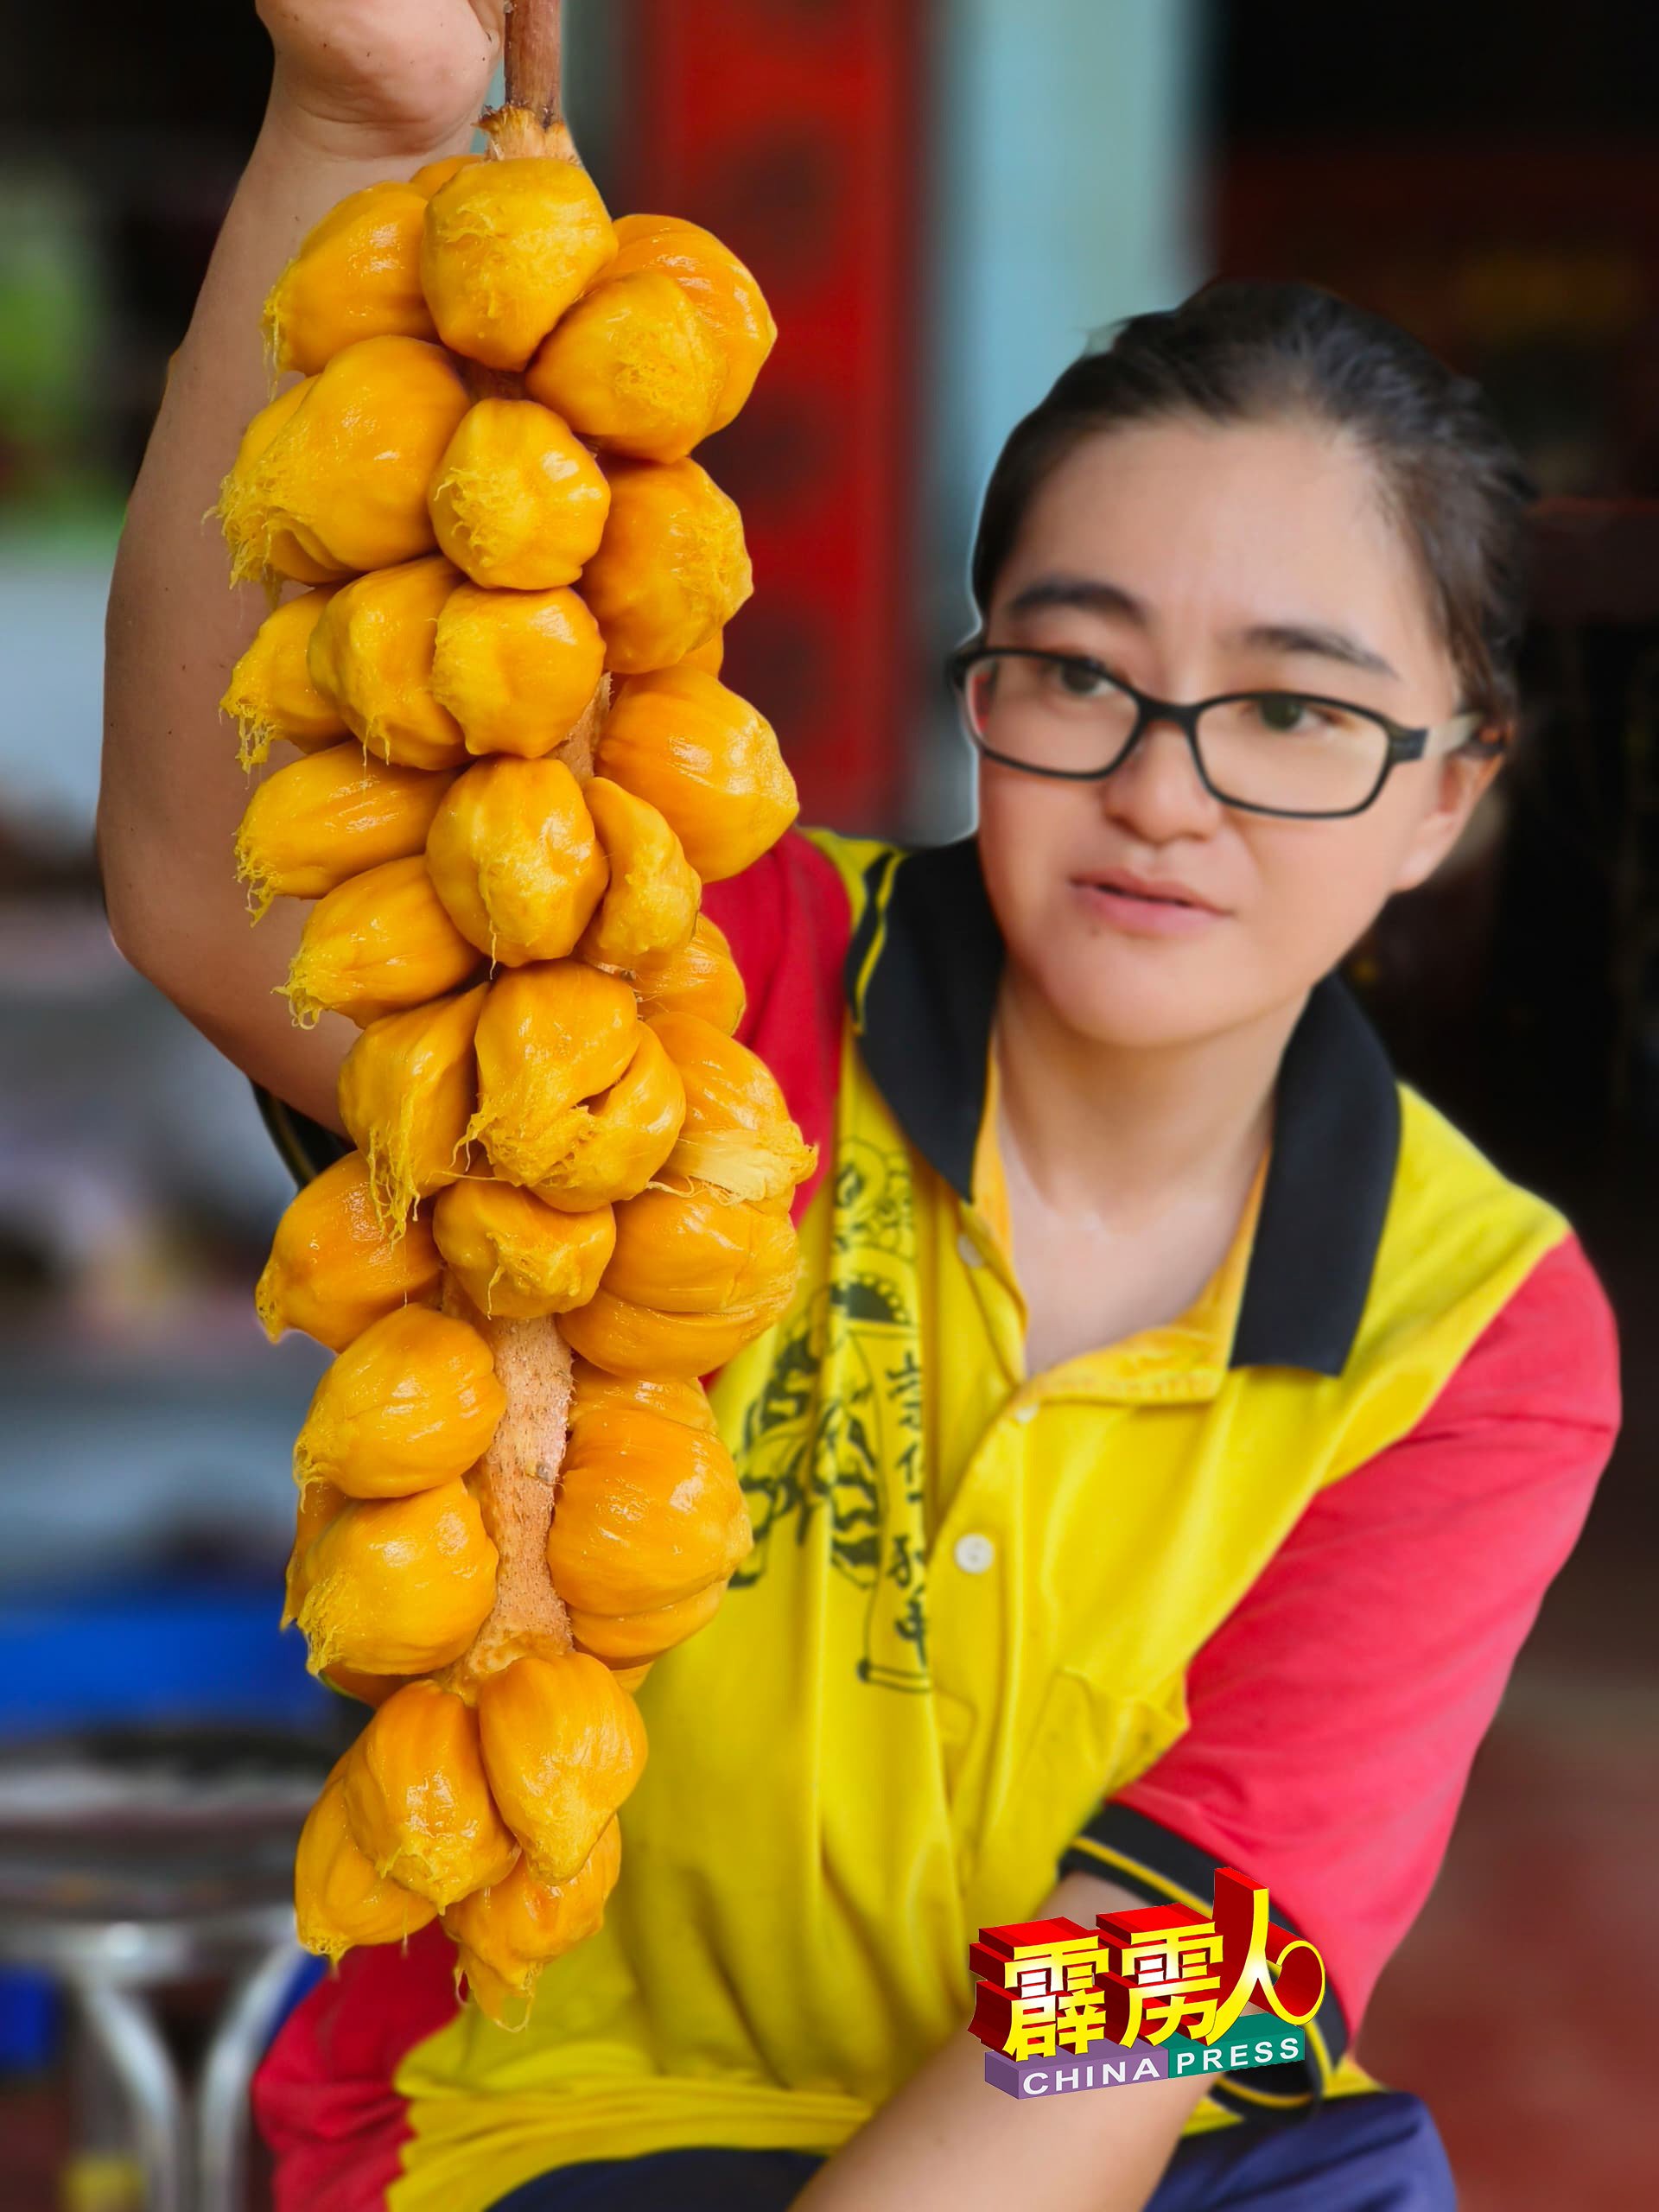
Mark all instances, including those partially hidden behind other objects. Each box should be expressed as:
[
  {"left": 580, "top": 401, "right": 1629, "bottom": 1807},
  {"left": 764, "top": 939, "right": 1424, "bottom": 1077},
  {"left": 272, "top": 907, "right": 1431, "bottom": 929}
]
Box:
[{"left": 618, "top": 0, "right": 927, "bottom": 831}]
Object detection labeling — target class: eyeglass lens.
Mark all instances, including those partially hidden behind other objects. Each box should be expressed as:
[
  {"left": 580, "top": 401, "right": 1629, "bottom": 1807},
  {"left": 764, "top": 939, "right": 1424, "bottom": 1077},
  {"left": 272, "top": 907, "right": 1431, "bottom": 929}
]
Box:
[{"left": 961, "top": 652, "right": 1391, "bottom": 815}]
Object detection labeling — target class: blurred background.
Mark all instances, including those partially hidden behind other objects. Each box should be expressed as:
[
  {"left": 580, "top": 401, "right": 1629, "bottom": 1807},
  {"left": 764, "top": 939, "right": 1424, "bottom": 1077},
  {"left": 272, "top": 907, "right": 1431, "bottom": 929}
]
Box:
[{"left": 0, "top": 0, "right": 1656, "bottom": 2204}]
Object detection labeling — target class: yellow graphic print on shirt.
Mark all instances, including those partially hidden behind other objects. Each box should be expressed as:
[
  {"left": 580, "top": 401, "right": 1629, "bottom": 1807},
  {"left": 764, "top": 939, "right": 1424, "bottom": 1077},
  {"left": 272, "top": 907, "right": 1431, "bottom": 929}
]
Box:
[{"left": 733, "top": 1129, "right": 932, "bottom": 1691}]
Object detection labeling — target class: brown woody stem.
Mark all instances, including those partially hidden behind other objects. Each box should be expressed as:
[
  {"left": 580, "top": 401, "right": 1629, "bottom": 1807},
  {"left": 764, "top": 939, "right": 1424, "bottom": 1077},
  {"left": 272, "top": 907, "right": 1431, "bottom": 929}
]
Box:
[
  {"left": 482, "top": 0, "right": 580, "bottom": 163},
  {"left": 439, "top": 1279, "right": 575, "bottom": 1697},
  {"left": 505, "top": 0, "right": 563, "bottom": 124}
]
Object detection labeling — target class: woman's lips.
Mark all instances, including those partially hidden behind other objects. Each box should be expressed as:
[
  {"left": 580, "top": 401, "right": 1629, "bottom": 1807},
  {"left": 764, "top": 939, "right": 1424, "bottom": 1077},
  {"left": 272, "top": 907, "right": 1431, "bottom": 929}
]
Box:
[{"left": 1070, "top": 874, "right": 1226, "bottom": 939}]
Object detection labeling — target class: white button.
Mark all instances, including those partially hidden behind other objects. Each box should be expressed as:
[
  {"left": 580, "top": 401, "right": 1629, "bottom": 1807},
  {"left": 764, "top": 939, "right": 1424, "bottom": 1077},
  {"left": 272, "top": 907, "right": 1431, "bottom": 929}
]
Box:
[
  {"left": 1013, "top": 1402, "right": 1039, "bottom": 1424},
  {"left": 954, "top": 1532, "right": 996, "bottom": 1574},
  {"left": 957, "top": 1231, "right": 984, "bottom": 1268}
]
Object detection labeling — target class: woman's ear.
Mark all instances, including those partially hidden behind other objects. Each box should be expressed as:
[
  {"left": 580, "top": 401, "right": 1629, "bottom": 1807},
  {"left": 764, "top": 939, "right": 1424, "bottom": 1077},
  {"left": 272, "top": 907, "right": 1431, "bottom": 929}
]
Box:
[{"left": 1390, "top": 738, "right": 1508, "bottom": 895}]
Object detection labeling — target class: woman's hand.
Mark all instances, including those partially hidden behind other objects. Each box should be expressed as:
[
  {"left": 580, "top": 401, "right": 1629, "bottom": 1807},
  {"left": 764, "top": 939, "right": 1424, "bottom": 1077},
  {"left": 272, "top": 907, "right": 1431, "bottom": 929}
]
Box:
[
  {"left": 789, "top": 1871, "right": 1209, "bottom": 2212},
  {"left": 258, "top": 0, "right": 506, "bottom": 157}
]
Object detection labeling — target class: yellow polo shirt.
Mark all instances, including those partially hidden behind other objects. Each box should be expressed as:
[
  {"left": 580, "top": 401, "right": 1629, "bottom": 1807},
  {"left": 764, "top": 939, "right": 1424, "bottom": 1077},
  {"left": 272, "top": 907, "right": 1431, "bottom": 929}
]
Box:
[{"left": 254, "top": 831, "right": 1613, "bottom": 2212}]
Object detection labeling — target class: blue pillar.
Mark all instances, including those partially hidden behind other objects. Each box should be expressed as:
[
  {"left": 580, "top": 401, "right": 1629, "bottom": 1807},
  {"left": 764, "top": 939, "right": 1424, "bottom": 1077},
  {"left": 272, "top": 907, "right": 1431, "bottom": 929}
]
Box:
[{"left": 914, "top": 0, "right": 1205, "bottom": 834}]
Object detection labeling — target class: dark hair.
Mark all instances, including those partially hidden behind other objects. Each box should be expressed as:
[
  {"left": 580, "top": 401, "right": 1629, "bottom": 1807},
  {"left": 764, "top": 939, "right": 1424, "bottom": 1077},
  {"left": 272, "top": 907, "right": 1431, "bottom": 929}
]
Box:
[{"left": 969, "top": 279, "right": 1538, "bottom": 735}]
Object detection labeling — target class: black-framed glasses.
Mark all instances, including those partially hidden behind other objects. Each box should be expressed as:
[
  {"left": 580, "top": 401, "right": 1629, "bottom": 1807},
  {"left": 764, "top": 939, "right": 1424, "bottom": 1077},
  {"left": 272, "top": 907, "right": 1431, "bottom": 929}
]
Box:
[{"left": 945, "top": 644, "right": 1503, "bottom": 820}]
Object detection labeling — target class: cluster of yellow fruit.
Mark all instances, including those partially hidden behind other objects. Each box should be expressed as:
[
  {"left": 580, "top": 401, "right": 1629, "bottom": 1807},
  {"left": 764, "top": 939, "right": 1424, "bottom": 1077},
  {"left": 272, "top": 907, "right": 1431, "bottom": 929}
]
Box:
[{"left": 221, "top": 124, "right": 812, "bottom": 2026}]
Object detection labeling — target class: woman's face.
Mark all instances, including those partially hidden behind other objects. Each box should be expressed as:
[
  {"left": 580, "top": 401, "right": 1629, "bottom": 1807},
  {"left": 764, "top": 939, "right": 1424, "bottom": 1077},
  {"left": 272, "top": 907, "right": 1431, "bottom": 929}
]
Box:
[{"left": 975, "top": 413, "right": 1502, "bottom": 1050}]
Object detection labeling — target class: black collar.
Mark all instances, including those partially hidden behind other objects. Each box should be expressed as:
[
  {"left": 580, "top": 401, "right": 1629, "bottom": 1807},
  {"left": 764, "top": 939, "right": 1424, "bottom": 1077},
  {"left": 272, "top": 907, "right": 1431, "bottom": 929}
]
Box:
[{"left": 844, "top": 838, "right": 1400, "bottom": 1378}]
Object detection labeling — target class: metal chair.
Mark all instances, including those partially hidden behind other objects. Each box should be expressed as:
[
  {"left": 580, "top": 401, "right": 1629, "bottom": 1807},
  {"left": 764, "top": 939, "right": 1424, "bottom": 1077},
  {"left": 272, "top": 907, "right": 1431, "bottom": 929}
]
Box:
[{"left": 0, "top": 1725, "right": 336, "bottom": 2212}]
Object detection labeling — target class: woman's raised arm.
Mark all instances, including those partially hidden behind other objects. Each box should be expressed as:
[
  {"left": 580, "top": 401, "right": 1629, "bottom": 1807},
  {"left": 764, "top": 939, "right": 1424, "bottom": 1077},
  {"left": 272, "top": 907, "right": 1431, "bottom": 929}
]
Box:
[{"left": 97, "top": 3, "right": 503, "bottom": 1128}]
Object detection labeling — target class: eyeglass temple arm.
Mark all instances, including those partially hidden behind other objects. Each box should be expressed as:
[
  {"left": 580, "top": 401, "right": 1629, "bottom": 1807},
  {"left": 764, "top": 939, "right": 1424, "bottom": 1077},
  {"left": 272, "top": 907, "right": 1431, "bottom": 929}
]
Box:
[{"left": 1402, "top": 711, "right": 1503, "bottom": 760}]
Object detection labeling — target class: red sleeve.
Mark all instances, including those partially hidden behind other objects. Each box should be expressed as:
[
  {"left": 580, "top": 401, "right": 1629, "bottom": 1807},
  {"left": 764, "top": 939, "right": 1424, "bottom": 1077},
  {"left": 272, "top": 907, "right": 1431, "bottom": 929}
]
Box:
[
  {"left": 253, "top": 1925, "right": 460, "bottom": 2212},
  {"left": 1068, "top": 1233, "right": 1620, "bottom": 2056},
  {"left": 699, "top": 829, "right": 850, "bottom": 1224}
]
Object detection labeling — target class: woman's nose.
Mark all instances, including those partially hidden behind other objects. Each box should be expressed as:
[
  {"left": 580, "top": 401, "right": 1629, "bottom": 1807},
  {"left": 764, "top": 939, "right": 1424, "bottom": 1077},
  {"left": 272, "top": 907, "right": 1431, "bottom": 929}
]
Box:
[{"left": 1096, "top": 716, "right": 1223, "bottom": 841}]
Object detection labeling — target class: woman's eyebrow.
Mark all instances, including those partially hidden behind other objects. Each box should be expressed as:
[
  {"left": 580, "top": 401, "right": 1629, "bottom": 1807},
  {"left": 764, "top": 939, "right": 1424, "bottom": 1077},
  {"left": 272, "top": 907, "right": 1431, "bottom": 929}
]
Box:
[
  {"left": 1238, "top": 619, "right": 1400, "bottom": 682},
  {"left": 1003, "top": 574, "right": 1145, "bottom": 625},
  {"left": 1002, "top": 574, "right": 1400, "bottom": 681}
]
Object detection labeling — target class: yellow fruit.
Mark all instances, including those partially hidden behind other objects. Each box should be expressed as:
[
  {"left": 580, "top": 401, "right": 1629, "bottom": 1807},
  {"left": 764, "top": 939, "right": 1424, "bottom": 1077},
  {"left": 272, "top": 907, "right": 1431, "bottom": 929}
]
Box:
[
  {"left": 218, "top": 380, "right": 321, "bottom": 580},
  {"left": 430, "top": 582, "right": 606, "bottom": 760},
  {"left": 425, "top": 758, "right": 607, "bottom": 966},
  {"left": 608, "top": 213, "right": 777, "bottom": 431},
  {"left": 602, "top": 1185, "right": 798, "bottom": 1315},
  {"left": 283, "top": 1476, "right": 344, "bottom": 1627},
  {"left": 337, "top": 982, "right": 487, "bottom": 1229},
  {"left": 295, "top": 1762, "right": 437, "bottom": 1961},
  {"left": 581, "top": 456, "right": 752, "bottom": 675},
  {"left": 220, "top": 587, "right": 347, "bottom": 768},
  {"left": 569, "top": 1356, "right": 720, "bottom": 1434},
  {"left": 319, "top": 1662, "right": 410, "bottom": 1708},
  {"left": 558, "top": 1281, "right": 796, "bottom": 1380},
  {"left": 466, "top": 962, "right": 641, "bottom": 1188},
  {"left": 294, "top": 1305, "right": 505, "bottom": 1499},
  {"left": 408, "top": 155, "right": 480, "bottom": 199},
  {"left": 429, "top": 398, "right": 612, "bottom": 590},
  {"left": 567, "top": 1581, "right": 728, "bottom": 1667},
  {"left": 340, "top": 1681, "right": 519, "bottom": 1909},
  {"left": 219, "top": 336, "right": 469, "bottom": 585},
  {"left": 475, "top": 1652, "right": 646, "bottom": 1884},
  {"left": 594, "top": 665, "right": 797, "bottom": 881},
  {"left": 678, "top": 628, "right": 724, "bottom": 677},
  {"left": 575, "top": 778, "right": 700, "bottom": 967},
  {"left": 307, "top": 556, "right": 467, "bottom": 771},
  {"left": 231, "top": 376, "right": 309, "bottom": 465},
  {"left": 263, "top": 181, "right": 436, "bottom": 376},
  {"left": 431, "top": 1179, "right": 615, "bottom": 1321},
  {"left": 613, "top": 914, "right": 746, "bottom": 1033},
  {"left": 226, "top": 130, "right": 805, "bottom": 2009},
  {"left": 650, "top": 1010, "right": 817, "bottom": 1204},
  {"left": 420, "top": 156, "right": 617, "bottom": 372},
  {"left": 524, "top": 267, "right": 724, "bottom": 462},
  {"left": 255, "top": 1150, "right": 442, "bottom": 1351},
  {"left": 283, "top": 855, "right": 480, "bottom": 1028},
  {"left": 548, "top": 1394, "right": 752, "bottom": 1614},
  {"left": 529, "top": 1022, "right": 684, "bottom": 1212},
  {"left": 444, "top": 1817, "right": 620, "bottom": 2030},
  {"left": 234, "top": 743, "right": 454, "bottom": 917},
  {"left": 296, "top": 1477, "right": 498, "bottom": 1676}
]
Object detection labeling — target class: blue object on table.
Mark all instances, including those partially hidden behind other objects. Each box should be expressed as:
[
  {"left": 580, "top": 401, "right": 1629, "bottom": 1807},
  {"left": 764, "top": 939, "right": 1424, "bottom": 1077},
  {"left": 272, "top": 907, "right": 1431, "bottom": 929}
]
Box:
[
  {"left": 0, "top": 1967, "right": 57, "bottom": 2071},
  {"left": 0, "top": 1577, "right": 335, "bottom": 2073},
  {"left": 0, "top": 1578, "right": 334, "bottom": 1736}
]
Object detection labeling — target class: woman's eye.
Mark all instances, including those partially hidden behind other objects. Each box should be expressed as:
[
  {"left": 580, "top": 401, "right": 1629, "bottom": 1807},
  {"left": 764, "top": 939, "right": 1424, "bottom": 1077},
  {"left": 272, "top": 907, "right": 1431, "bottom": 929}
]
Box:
[
  {"left": 1255, "top": 692, "right": 1317, "bottom": 733},
  {"left": 1052, "top": 659, "right": 1109, "bottom": 698}
]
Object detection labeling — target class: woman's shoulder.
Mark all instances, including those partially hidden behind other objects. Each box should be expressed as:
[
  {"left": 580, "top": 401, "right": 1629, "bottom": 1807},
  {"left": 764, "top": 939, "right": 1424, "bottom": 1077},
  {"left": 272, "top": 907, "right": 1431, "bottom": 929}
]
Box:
[
  {"left": 1367, "top": 1077, "right": 1591, "bottom": 1340},
  {"left": 696, "top": 826, "right": 867, "bottom": 1039},
  {"left": 1432, "top": 1226, "right": 1620, "bottom": 1435},
  {"left": 698, "top": 828, "right": 880, "bottom": 1221},
  {"left": 698, "top": 824, "right": 871, "bottom": 960},
  {"left": 1342, "top": 1073, "right": 1621, "bottom": 1460},
  {"left": 1273, "top": 982, "right": 1619, "bottom": 1458}
]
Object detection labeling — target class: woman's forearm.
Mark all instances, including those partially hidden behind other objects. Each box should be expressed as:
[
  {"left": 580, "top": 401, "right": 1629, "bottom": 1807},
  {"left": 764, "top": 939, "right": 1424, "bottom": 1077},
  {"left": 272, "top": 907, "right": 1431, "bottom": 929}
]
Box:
[
  {"left": 791, "top": 1872, "right": 1210, "bottom": 2212},
  {"left": 98, "top": 95, "right": 471, "bottom": 1126}
]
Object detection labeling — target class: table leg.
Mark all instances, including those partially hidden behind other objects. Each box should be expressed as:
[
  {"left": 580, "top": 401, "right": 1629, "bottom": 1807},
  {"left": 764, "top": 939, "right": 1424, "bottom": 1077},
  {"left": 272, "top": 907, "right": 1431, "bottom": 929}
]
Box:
[
  {"left": 197, "top": 1932, "right": 308, "bottom": 2212},
  {"left": 75, "top": 1977, "right": 189, "bottom": 2212}
]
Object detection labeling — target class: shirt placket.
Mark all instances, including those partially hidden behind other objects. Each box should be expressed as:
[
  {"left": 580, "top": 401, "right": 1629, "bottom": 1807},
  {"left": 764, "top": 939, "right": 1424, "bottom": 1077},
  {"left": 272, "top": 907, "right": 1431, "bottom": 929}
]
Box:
[{"left": 925, "top": 1192, "right": 1235, "bottom": 1848}]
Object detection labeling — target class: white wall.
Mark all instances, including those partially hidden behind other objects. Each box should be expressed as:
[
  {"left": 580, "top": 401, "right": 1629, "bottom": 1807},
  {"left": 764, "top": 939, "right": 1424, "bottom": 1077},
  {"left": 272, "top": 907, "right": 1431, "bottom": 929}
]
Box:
[{"left": 0, "top": 541, "right": 118, "bottom": 850}]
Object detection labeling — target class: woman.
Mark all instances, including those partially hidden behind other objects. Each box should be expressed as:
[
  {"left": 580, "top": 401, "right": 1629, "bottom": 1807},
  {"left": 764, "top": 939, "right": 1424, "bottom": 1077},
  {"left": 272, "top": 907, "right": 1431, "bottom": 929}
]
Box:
[{"left": 99, "top": 5, "right": 1619, "bottom": 2209}]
